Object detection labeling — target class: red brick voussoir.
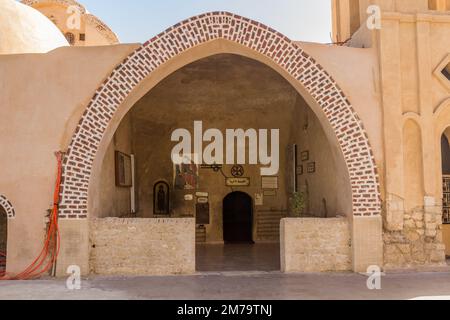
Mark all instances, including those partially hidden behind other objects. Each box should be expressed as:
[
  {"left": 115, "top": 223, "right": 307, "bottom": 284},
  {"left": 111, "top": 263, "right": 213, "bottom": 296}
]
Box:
[{"left": 58, "top": 12, "right": 381, "bottom": 219}]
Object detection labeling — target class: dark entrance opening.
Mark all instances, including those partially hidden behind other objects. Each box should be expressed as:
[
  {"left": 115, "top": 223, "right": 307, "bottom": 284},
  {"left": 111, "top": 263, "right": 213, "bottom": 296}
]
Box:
[
  {"left": 441, "top": 134, "right": 450, "bottom": 260},
  {"left": 0, "top": 208, "right": 7, "bottom": 276},
  {"left": 223, "top": 192, "right": 253, "bottom": 243}
]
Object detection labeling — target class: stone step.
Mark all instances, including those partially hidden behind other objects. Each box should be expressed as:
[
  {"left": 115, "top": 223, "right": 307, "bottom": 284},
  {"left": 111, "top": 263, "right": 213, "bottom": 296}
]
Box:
[{"left": 196, "top": 226, "right": 206, "bottom": 243}]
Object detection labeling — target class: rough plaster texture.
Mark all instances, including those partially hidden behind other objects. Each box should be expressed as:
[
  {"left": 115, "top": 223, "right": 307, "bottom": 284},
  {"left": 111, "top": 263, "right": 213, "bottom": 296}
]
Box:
[
  {"left": 280, "top": 218, "right": 352, "bottom": 272},
  {"left": 56, "top": 219, "right": 89, "bottom": 277},
  {"left": 352, "top": 215, "right": 383, "bottom": 272},
  {"left": 89, "top": 218, "right": 195, "bottom": 275},
  {"left": 384, "top": 204, "right": 446, "bottom": 270}
]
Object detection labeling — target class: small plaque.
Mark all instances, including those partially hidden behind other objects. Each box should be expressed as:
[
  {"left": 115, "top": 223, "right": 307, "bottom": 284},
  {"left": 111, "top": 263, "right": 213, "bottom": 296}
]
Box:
[
  {"left": 307, "top": 162, "right": 316, "bottom": 174},
  {"left": 226, "top": 177, "right": 251, "bottom": 187},
  {"left": 196, "top": 192, "right": 209, "bottom": 197},
  {"left": 184, "top": 194, "right": 194, "bottom": 201},
  {"left": 262, "top": 176, "right": 278, "bottom": 189},
  {"left": 196, "top": 203, "right": 210, "bottom": 225},
  {"left": 255, "top": 193, "right": 264, "bottom": 206},
  {"left": 263, "top": 190, "right": 277, "bottom": 197},
  {"left": 301, "top": 151, "right": 310, "bottom": 162},
  {"left": 297, "top": 165, "right": 304, "bottom": 175},
  {"left": 197, "top": 197, "right": 208, "bottom": 204}
]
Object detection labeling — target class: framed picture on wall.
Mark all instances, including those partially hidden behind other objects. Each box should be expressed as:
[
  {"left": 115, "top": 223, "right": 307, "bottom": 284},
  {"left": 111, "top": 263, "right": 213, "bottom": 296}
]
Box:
[
  {"left": 115, "top": 151, "right": 132, "bottom": 187},
  {"left": 307, "top": 162, "right": 316, "bottom": 174},
  {"left": 174, "top": 154, "right": 200, "bottom": 190},
  {"left": 301, "top": 151, "right": 310, "bottom": 162}
]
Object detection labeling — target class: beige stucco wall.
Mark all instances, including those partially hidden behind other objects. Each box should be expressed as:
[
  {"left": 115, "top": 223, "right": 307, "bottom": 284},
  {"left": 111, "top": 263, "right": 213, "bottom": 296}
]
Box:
[
  {"left": 0, "top": 37, "right": 385, "bottom": 273},
  {"left": 0, "top": 44, "right": 138, "bottom": 273},
  {"left": 96, "top": 114, "right": 132, "bottom": 218},
  {"left": 299, "top": 42, "right": 383, "bottom": 175},
  {"left": 89, "top": 218, "right": 195, "bottom": 275},
  {"left": 375, "top": 9, "right": 450, "bottom": 268},
  {"left": 280, "top": 218, "right": 352, "bottom": 272},
  {"left": 1, "top": 10, "right": 446, "bottom": 272},
  {"left": 293, "top": 97, "right": 351, "bottom": 217}
]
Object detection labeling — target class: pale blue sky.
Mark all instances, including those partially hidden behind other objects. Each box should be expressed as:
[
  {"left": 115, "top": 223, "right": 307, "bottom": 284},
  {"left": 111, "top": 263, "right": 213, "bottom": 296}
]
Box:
[{"left": 79, "top": 0, "right": 332, "bottom": 44}]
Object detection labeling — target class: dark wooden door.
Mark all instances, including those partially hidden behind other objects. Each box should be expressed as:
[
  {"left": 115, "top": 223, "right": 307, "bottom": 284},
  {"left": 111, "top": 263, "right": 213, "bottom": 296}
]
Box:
[{"left": 223, "top": 192, "right": 253, "bottom": 243}]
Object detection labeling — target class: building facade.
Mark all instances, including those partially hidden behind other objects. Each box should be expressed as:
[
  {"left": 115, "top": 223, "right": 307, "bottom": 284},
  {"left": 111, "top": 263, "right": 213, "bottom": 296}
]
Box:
[{"left": 0, "top": 0, "right": 449, "bottom": 277}]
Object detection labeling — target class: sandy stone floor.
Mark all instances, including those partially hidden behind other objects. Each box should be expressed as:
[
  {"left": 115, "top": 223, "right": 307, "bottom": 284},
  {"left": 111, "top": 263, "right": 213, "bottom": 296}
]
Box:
[
  {"left": 1, "top": 271, "right": 450, "bottom": 300},
  {"left": 196, "top": 244, "right": 281, "bottom": 272}
]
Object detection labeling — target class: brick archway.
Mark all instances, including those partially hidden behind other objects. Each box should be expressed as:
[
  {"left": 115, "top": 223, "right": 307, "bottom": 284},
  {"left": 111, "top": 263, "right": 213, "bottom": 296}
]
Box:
[
  {"left": 59, "top": 12, "right": 381, "bottom": 219},
  {"left": 0, "top": 195, "right": 15, "bottom": 219}
]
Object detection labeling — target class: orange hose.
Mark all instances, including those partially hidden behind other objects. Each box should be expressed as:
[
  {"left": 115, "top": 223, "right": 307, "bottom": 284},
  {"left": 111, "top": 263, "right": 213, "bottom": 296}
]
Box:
[{"left": 0, "top": 152, "right": 63, "bottom": 280}]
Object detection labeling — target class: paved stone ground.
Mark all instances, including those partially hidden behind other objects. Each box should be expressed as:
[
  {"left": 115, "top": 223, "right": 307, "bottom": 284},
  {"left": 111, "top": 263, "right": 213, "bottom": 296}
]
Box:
[
  {"left": 196, "top": 244, "right": 280, "bottom": 272},
  {"left": 1, "top": 271, "right": 450, "bottom": 300}
]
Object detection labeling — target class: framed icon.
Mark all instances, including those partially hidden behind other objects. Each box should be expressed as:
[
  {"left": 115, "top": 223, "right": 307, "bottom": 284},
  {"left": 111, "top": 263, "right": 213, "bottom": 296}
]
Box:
[
  {"left": 301, "top": 151, "right": 309, "bottom": 162},
  {"left": 115, "top": 151, "right": 132, "bottom": 187},
  {"left": 307, "top": 162, "right": 316, "bottom": 174}
]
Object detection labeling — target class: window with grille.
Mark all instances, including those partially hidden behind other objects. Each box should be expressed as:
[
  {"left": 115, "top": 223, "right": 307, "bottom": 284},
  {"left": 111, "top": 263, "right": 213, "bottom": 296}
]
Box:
[
  {"left": 65, "top": 32, "right": 75, "bottom": 45},
  {"left": 443, "top": 176, "right": 450, "bottom": 224}
]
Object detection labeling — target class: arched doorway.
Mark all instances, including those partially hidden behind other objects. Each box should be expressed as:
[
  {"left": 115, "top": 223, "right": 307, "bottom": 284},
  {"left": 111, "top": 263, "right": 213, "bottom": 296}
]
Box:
[
  {"left": 59, "top": 12, "right": 380, "bottom": 220},
  {"left": 441, "top": 131, "right": 450, "bottom": 258},
  {"left": 0, "top": 207, "right": 7, "bottom": 276},
  {"left": 223, "top": 192, "right": 253, "bottom": 244},
  {"left": 56, "top": 12, "right": 382, "bottom": 275}
]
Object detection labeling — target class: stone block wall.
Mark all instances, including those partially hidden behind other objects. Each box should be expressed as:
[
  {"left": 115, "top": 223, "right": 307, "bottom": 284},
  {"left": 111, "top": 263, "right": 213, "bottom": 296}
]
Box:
[
  {"left": 280, "top": 218, "right": 352, "bottom": 272},
  {"left": 89, "top": 218, "right": 195, "bottom": 275},
  {"left": 384, "top": 201, "right": 446, "bottom": 269}
]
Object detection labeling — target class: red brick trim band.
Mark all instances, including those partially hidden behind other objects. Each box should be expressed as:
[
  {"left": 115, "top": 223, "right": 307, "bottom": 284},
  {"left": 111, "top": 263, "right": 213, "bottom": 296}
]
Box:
[
  {"left": 0, "top": 195, "right": 15, "bottom": 219},
  {"left": 59, "top": 12, "right": 381, "bottom": 218}
]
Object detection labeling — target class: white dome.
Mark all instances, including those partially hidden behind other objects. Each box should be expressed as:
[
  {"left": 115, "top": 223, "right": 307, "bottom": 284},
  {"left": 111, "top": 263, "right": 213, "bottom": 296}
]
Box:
[{"left": 0, "top": 0, "right": 69, "bottom": 55}]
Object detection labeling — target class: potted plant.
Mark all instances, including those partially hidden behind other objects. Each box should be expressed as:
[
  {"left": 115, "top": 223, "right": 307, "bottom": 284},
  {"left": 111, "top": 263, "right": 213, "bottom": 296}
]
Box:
[{"left": 289, "top": 192, "right": 306, "bottom": 217}]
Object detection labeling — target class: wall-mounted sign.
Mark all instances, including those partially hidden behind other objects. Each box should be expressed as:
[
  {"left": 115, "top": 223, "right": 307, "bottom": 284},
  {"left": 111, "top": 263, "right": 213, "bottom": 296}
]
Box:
[
  {"left": 196, "top": 192, "right": 209, "bottom": 198},
  {"left": 307, "top": 162, "right": 316, "bottom": 174},
  {"left": 301, "top": 151, "right": 310, "bottom": 162},
  {"left": 297, "top": 165, "right": 304, "bottom": 175},
  {"left": 196, "top": 203, "right": 210, "bottom": 225},
  {"left": 226, "top": 177, "right": 251, "bottom": 187},
  {"left": 184, "top": 194, "right": 194, "bottom": 201},
  {"left": 197, "top": 197, "right": 208, "bottom": 204},
  {"left": 262, "top": 176, "right": 278, "bottom": 189},
  {"left": 255, "top": 193, "right": 264, "bottom": 206},
  {"left": 263, "top": 190, "right": 277, "bottom": 197}
]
